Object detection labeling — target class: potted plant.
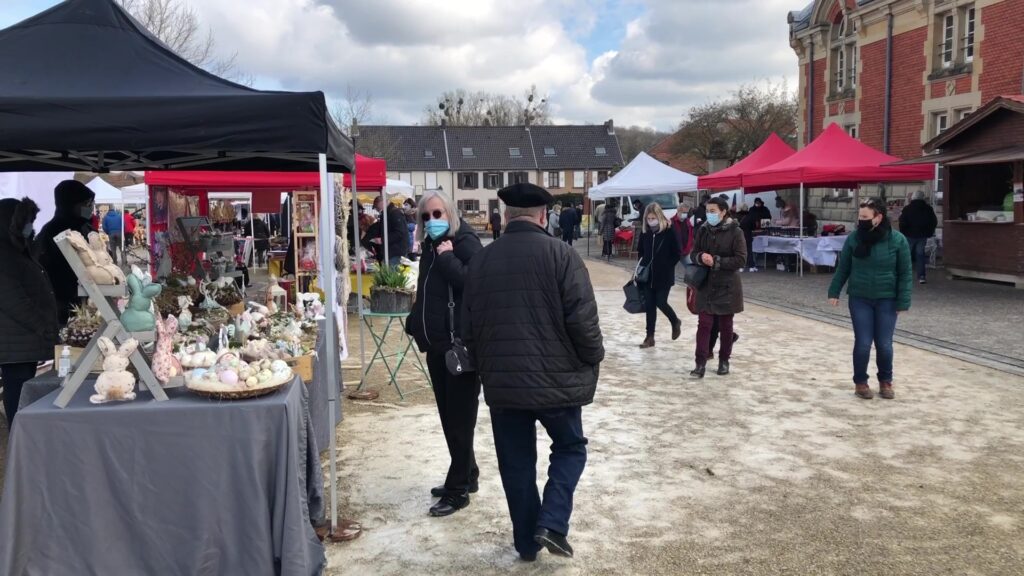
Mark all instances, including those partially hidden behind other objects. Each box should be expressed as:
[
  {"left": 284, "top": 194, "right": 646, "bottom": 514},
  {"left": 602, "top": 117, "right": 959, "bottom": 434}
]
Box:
[{"left": 370, "top": 265, "right": 414, "bottom": 314}]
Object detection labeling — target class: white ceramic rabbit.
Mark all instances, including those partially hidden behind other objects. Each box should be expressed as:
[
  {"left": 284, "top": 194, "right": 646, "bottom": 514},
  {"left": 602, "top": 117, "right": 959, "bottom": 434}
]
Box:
[
  {"left": 91, "top": 337, "right": 138, "bottom": 404},
  {"left": 152, "top": 316, "right": 182, "bottom": 384},
  {"left": 176, "top": 295, "right": 193, "bottom": 331}
]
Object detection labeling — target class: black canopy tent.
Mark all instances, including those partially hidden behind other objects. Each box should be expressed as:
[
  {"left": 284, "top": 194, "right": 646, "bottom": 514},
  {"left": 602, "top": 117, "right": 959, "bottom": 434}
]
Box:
[
  {"left": 0, "top": 0, "right": 352, "bottom": 538},
  {"left": 0, "top": 0, "right": 352, "bottom": 172}
]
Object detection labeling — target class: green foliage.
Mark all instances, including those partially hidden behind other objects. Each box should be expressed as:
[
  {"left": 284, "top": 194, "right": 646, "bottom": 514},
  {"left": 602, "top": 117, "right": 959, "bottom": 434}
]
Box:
[{"left": 372, "top": 265, "right": 410, "bottom": 291}]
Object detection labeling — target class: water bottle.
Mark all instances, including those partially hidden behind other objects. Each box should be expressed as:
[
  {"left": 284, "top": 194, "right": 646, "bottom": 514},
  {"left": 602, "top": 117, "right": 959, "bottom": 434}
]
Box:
[{"left": 58, "top": 346, "right": 72, "bottom": 377}]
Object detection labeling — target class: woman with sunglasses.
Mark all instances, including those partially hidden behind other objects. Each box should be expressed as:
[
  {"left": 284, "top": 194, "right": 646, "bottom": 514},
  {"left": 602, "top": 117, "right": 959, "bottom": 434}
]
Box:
[
  {"left": 406, "top": 190, "right": 483, "bottom": 517},
  {"left": 828, "top": 198, "right": 912, "bottom": 400}
]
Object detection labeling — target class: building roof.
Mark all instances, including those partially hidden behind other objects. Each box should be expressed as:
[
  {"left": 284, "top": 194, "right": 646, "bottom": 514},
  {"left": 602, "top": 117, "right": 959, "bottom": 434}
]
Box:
[
  {"left": 359, "top": 123, "right": 624, "bottom": 172},
  {"left": 924, "top": 95, "right": 1024, "bottom": 152}
]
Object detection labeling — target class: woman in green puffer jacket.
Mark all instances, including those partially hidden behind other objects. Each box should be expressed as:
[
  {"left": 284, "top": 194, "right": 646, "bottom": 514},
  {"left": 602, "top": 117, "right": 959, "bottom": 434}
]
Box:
[{"left": 828, "top": 198, "right": 912, "bottom": 401}]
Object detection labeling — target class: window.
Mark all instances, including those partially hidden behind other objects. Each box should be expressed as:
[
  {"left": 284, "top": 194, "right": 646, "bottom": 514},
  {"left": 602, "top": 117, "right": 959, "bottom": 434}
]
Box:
[
  {"left": 845, "top": 124, "right": 858, "bottom": 139},
  {"left": 508, "top": 147, "right": 522, "bottom": 158},
  {"left": 830, "top": 14, "right": 857, "bottom": 95},
  {"left": 426, "top": 172, "right": 438, "bottom": 190},
  {"left": 458, "top": 172, "right": 479, "bottom": 190},
  {"left": 508, "top": 171, "right": 529, "bottom": 185},
  {"left": 963, "top": 7, "right": 975, "bottom": 62},
  {"left": 940, "top": 12, "right": 955, "bottom": 67},
  {"left": 424, "top": 149, "right": 434, "bottom": 158},
  {"left": 595, "top": 147, "right": 607, "bottom": 156},
  {"left": 544, "top": 171, "right": 561, "bottom": 188},
  {"left": 457, "top": 199, "right": 480, "bottom": 213},
  {"left": 483, "top": 172, "right": 503, "bottom": 190},
  {"left": 955, "top": 108, "right": 972, "bottom": 122},
  {"left": 597, "top": 170, "right": 610, "bottom": 184},
  {"left": 461, "top": 147, "right": 475, "bottom": 158},
  {"left": 933, "top": 112, "right": 949, "bottom": 137},
  {"left": 543, "top": 147, "right": 556, "bottom": 157},
  {"left": 573, "top": 171, "right": 585, "bottom": 189}
]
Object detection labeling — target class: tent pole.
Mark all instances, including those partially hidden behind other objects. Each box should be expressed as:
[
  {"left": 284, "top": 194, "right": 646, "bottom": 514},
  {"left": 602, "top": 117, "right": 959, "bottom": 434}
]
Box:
[
  {"left": 381, "top": 188, "right": 389, "bottom": 266},
  {"left": 318, "top": 154, "right": 340, "bottom": 534},
  {"left": 352, "top": 164, "right": 369, "bottom": 390},
  {"left": 119, "top": 192, "right": 125, "bottom": 270},
  {"left": 799, "top": 183, "right": 804, "bottom": 278},
  {"left": 250, "top": 199, "right": 256, "bottom": 269}
]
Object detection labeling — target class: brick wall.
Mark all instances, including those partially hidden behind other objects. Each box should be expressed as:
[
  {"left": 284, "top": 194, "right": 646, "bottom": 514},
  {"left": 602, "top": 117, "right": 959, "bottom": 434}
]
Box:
[
  {"left": 811, "top": 57, "right": 827, "bottom": 142},
  {"left": 859, "top": 39, "right": 887, "bottom": 151},
  {"left": 979, "top": 1, "right": 1024, "bottom": 101},
  {"left": 930, "top": 75, "right": 974, "bottom": 99},
  {"left": 889, "top": 26, "right": 928, "bottom": 159}
]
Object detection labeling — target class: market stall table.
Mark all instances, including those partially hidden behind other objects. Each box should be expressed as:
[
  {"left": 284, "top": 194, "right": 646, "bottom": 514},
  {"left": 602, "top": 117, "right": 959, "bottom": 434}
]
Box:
[
  {"left": 1, "top": 376, "right": 326, "bottom": 576},
  {"left": 752, "top": 235, "right": 847, "bottom": 269}
]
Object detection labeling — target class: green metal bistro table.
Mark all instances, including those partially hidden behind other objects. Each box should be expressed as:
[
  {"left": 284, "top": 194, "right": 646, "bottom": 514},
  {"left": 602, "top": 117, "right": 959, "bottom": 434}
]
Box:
[{"left": 356, "top": 311, "right": 429, "bottom": 399}]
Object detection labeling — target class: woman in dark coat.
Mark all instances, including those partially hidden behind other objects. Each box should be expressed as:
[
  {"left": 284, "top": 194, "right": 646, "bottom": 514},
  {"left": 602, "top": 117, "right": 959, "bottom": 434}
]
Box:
[
  {"left": 599, "top": 201, "right": 618, "bottom": 259},
  {"left": 689, "top": 197, "right": 746, "bottom": 378},
  {"left": 406, "top": 190, "right": 483, "bottom": 518},
  {"left": 0, "top": 198, "right": 59, "bottom": 427},
  {"left": 35, "top": 180, "right": 95, "bottom": 326},
  {"left": 637, "top": 203, "right": 681, "bottom": 348}
]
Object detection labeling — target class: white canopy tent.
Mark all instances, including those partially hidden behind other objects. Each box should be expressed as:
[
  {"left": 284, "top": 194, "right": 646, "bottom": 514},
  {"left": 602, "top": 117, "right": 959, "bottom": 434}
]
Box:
[
  {"left": 85, "top": 176, "right": 126, "bottom": 205},
  {"left": 588, "top": 152, "right": 699, "bottom": 199},
  {"left": 384, "top": 179, "right": 414, "bottom": 198},
  {"left": 0, "top": 172, "right": 73, "bottom": 228},
  {"left": 120, "top": 183, "right": 147, "bottom": 204}
]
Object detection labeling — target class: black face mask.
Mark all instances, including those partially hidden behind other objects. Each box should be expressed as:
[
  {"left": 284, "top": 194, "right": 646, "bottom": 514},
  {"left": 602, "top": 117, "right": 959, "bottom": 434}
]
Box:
[{"left": 857, "top": 219, "right": 874, "bottom": 231}]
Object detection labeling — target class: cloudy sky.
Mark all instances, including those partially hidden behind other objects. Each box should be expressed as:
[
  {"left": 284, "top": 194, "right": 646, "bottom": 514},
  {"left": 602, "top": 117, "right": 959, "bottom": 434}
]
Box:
[{"left": 2, "top": 0, "right": 800, "bottom": 131}]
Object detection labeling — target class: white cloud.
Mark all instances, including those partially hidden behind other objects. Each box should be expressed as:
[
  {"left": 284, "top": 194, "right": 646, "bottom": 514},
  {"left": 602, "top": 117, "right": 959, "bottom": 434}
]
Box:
[{"left": 184, "top": 0, "right": 798, "bottom": 131}]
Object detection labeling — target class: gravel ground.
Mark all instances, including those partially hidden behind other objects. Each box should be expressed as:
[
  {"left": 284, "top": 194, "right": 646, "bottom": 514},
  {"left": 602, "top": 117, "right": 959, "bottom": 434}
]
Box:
[{"left": 326, "top": 258, "right": 1024, "bottom": 575}]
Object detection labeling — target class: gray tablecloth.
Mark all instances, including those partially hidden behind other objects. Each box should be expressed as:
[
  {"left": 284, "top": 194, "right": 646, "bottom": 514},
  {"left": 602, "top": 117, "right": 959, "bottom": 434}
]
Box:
[
  {"left": 310, "top": 320, "right": 343, "bottom": 451},
  {"left": 2, "top": 376, "right": 326, "bottom": 576}
]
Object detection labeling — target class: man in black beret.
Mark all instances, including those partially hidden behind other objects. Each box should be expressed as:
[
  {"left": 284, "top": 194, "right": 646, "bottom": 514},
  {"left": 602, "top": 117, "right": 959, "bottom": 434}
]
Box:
[
  {"left": 36, "top": 180, "right": 96, "bottom": 325},
  {"left": 461, "top": 182, "right": 604, "bottom": 561}
]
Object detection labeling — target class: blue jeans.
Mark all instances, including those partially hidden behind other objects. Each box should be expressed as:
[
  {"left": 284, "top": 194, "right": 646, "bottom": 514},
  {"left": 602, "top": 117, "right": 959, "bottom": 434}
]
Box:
[
  {"left": 848, "top": 296, "right": 898, "bottom": 384},
  {"left": 490, "top": 406, "right": 587, "bottom": 557},
  {"left": 908, "top": 237, "right": 928, "bottom": 280}
]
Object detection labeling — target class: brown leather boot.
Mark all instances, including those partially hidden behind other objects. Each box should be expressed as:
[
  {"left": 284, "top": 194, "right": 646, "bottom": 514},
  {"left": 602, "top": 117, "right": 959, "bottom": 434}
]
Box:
[
  {"left": 639, "top": 336, "right": 655, "bottom": 349},
  {"left": 879, "top": 382, "right": 895, "bottom": 399},
  {"left": 855, "top": 383, "right": 873, "bottom": 400}
]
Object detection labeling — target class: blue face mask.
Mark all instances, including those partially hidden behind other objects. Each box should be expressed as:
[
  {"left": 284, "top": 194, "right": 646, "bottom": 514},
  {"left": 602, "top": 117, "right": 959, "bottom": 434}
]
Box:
[
  {"left": 706, "top": 212, "right": 722, "bottom": 226},
  {"left": 425, "top": 220, "right": 450, "bottom": 241}
]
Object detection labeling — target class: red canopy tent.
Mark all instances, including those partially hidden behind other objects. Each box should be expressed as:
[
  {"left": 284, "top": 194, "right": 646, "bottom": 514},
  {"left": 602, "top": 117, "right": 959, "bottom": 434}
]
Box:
[
  {"left": 698, "top": 133, "right": 796, "bottom": 191},
  {"left": 743, "top": 123, "right": 935, "bottom": 191}
]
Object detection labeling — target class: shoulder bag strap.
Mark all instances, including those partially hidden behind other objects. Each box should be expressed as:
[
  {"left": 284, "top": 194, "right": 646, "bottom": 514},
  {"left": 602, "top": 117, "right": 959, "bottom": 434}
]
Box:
[{"left": 447, "top": 284, "right": 456, "bottom": 345}]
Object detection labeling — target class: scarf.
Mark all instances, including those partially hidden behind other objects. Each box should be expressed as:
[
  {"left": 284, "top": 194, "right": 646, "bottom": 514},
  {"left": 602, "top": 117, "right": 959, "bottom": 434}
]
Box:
[{"left": 854, "top": 220, "right": 890, "bottom": 258}]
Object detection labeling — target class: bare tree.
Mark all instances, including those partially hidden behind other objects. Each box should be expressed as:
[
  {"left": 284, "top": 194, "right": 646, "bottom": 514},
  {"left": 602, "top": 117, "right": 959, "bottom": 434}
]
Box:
[
  {"left": 672, "top": 79, "right": 798, "bottom": 165},
  {"left": 331, "top": 86, "right": 375, "bottom": 136},
  {"left": 117, "top": 0, "right": 249, "bottom": 83},
  {"left": 422, "top": 86, "right": 551, "bottom": 126},
  {"left": 616, "top": 126, "right": 670, "bottom": 163}
]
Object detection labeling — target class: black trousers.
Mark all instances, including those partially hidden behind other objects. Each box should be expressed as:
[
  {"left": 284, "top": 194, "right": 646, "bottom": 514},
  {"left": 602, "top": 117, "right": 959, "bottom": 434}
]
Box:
[
  {"left": 426, "top": 352, "right": 481, "bottom": 493},
  {"left": 2, "top": 362, "right": 37, "bottom": 428},
  {"left": 644, "top": 285, "right": 679, "bottom": 337},
  {"left": 492, "top": 230, "right": 500, "bottom": 240},
  {"left": 490, "top": 406, "right": 587, "bottom": 557},
  {"left": 561, "top": 230, "right": 574, "bottom": 245}
]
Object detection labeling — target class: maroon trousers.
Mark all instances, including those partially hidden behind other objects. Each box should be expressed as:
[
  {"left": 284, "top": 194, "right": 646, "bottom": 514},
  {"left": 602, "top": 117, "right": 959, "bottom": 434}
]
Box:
[{"left": 696, "top": 312, "right": 734, "bottom": 365}]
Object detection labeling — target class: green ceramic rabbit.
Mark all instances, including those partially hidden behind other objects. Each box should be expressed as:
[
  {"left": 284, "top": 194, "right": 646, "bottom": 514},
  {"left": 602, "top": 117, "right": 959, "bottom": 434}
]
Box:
[{"left": 120, "top": 273, "right": 163, "bottom": 332}]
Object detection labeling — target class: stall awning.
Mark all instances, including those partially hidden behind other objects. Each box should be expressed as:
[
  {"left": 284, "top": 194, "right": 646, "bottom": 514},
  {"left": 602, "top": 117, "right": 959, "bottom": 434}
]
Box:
[
  {"left": 945, "top": 146, "right": 1024, "bottom": 166},
  {"left": 698, "top": 133, "right": 796, "bottom": 191},
  {"left": 146, "top": 154, "right": 387, "bottom": 191}
]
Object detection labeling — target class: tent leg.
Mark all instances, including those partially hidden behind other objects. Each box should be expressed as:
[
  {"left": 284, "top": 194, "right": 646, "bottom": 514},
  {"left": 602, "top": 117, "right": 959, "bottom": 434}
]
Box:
[
  {"left": 381, "top": 189, "right": 389, "bottom": 266},
  {"left": 318, "top": 155, "right": 340, "bottom": 534},
  {"left": 799, "top": 183, "right": 804, "bottom": 278}
]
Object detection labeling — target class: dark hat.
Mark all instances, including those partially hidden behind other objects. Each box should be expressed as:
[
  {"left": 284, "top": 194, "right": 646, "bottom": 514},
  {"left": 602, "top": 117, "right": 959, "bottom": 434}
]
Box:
[
  {"left": 497, "top": 183, "right": 552, "bottom": 208},
  {"left": 54, "top": 180, "right": 95, "bottom": 208}
]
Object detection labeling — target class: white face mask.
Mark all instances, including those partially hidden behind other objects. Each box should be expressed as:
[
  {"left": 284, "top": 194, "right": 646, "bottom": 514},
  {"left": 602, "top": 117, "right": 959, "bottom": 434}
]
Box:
[{"left": 647, "top": 219, "right": 659, "bottom": 229}]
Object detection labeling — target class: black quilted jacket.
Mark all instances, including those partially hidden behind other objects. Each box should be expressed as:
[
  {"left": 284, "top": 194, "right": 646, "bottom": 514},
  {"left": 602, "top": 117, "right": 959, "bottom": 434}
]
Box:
[{"left": 461, "top": 221, "right": 604, "bottom": 410}]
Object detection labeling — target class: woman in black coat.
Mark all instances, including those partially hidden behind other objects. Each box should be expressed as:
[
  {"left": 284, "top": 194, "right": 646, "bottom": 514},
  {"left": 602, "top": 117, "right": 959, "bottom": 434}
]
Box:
[
  {"left": 35, "top": 180, "right": 95, "bottom": 326},
  {"left": 0, "top": 198, "right": 58, "bottom": 427},
  {"left": 637, "top": 203, "right": 681, "bottom": 349},
  {"left": 405, "top": 190, "right": 483, "bottom": 518}
]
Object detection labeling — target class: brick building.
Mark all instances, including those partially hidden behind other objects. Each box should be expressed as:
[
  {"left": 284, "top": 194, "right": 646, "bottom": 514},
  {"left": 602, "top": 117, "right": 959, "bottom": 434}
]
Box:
[{"left": 788, "top": 0, "right": 1024, "bottom": 224}]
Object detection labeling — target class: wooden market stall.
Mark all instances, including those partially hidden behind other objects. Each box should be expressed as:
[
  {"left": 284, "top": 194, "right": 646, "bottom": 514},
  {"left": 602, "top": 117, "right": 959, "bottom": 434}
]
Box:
[{"left": 903, "top": 96, "right": 1024, "bottom": 288}]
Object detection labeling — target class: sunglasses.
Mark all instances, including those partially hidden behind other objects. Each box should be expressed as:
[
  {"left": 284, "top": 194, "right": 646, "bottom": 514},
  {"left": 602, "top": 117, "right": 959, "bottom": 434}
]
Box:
[{"left": 421, "top": 209, "right": 445, "bottom": 222}]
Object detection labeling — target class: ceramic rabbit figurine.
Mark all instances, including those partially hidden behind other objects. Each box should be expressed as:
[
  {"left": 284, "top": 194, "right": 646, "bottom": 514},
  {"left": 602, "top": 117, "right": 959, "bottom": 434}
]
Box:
[
  {"left": 176, "top": 295, "right": 193, "bottom": 331},
  {"left": 91, "top": 337, "right": 138, "bottom": 404},
  {"left": 152, "top": 315, "right": 182, "bottom": 384},
  {"left": 63, "top": 230, "right": 125, "bottom": 285},
  {"left": 120, "top": 272, "right": 163, "bottom": 332}
]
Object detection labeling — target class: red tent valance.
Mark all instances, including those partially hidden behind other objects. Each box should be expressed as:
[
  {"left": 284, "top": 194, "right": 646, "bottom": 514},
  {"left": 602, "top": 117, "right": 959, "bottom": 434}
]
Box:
[
  {"left": 146, "top": 154, "right": 387, "bottom": 191},
  {"left": 698, "top": 133, "right": 796, "bottom": 191},
  {"left": 743, "top": 124, "right": 935, "bottom": 191}
]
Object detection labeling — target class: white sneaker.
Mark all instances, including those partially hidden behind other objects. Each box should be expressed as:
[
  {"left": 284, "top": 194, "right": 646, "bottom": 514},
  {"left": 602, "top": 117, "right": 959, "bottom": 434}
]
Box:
[{"left": 750, "top": 267, "right": 759, "bottom": 272}]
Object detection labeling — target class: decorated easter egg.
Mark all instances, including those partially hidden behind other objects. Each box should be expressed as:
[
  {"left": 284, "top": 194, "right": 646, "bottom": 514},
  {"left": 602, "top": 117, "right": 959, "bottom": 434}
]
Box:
[
  {"left": 271, "top": 360, "right": 289, "bottom": 374},
  {"left": 191, "top": 368, "right": 207, "bottom": 380},
  {"left": 257, "top": 370, "right": 272, "bottom": 383},
  {"left": 245, "top": 376, "right": 258, "bottom": 387},
  {"left": 220, "top": 369, "right": 239, "bottom": 386},
  {"left": 238, "top": 367, "right": 252, "bottom": 380}
]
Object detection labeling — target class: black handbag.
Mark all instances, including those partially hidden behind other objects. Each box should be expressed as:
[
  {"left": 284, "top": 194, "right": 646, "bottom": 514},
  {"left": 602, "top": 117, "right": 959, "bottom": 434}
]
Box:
[
  {"left": 682, "top": 261, "right": 708, "bottom": 289},
  {"left": 622, "top": 280, "right": 646, "bottom": 314},
  {"left": 634, "top": 261, "right": 651, "bottom": 284},
  {"left": 444, "top": 285, "right": 475, "bottom": 375}
]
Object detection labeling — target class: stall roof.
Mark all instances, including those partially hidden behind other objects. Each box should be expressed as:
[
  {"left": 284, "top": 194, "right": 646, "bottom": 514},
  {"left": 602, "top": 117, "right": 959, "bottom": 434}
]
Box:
[
  {"left": 698, "top": 133, "right": 796, "bottom": 191},
  {"left": 85, "top": 176, "right": 126, "bottom": 205},
  {"left": 146, "top": 155, "right": 387, "bottom": 191},
  {"left": 588, "top": 152, "right": 698, "bottom": 200},
  {"left": 0, "top": 0, "right": 352, "bottom": 173},
  {"left": 743, "top": 123, "right": 935, "bottom": 191}
]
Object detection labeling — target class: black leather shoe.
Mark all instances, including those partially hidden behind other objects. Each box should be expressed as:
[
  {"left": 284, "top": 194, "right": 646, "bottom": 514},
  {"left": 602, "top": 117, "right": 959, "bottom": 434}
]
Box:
[
  {"left": 519, "top": 552, "right": 537, "bottom": 562},
  {"left": 429, "top": 493, "right": 469, "bottom": 517},
  {"left": 534, "top": 527, "right": 574, "bottom": 558},
  {"left": 732, "top": 332, "right": 740, "bottom": 344},
  {"left": 690, "top": 364, "right": 706, "bottom": 379},
  {"left": 430, "top": 481, "right": 478, "bottom": 497},
  {"left": 717, "top": 360, "right": 730, "bottom": 376}
]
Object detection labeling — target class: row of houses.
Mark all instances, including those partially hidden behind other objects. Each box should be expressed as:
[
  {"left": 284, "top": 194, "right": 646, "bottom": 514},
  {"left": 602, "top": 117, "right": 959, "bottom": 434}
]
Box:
[{"left": 357, "top": 122, "right": 624, "bottom": 215}]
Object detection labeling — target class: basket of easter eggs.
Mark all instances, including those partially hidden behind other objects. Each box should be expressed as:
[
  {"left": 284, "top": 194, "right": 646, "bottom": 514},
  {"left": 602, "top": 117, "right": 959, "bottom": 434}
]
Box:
[{"left": 185, "top": 352, "right": 294, "bottom": 400}]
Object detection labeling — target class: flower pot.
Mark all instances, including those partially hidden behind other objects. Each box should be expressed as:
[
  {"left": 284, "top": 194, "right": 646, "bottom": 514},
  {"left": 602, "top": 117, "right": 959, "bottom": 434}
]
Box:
[{"left": 370, "top": 287, "right": 414, "bottom": 314}]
